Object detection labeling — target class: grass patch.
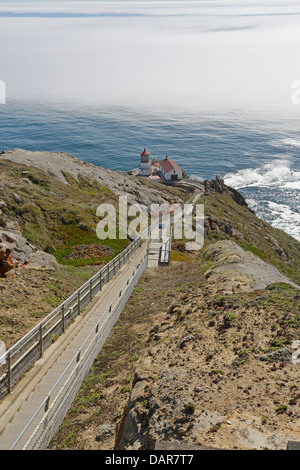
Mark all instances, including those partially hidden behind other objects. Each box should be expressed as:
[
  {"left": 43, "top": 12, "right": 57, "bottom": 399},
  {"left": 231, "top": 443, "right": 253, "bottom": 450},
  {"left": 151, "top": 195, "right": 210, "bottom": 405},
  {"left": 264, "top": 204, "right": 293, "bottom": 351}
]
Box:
[
  {"left": 170, "top": 251, "right": 190, "bottom": 262},
  {"left": 44, "top": 294, "right": 61, "bottom": 308},
  {"left": 53, "top": 224, "right": 129, "bottom": 266}
]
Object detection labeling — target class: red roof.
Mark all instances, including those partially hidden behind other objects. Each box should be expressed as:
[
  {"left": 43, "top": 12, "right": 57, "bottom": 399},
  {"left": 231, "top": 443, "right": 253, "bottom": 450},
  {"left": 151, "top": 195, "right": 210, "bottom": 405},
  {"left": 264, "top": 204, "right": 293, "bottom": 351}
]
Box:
[
  {"left": 159, "top": 158, "right": 182, "bottom": 173},
  {"left": 140, "top": 148, "right": 150, "bottom": 156}
]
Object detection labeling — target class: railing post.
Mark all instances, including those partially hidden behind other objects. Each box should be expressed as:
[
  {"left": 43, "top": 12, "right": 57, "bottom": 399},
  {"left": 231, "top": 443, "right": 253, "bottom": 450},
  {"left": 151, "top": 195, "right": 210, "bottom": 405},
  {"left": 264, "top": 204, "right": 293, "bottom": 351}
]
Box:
[
  {"left": 44, "top": 395, "right": 50, "bottom": 412},
  {"left": 99, "top": 271, "right": 102, "bottom": 291},
  {"left": 90, "top": 280, "right": 93, "bottom": 300},
  {"left": 39, "top": 324, "right": 43, "bottom": 358},
  {"left": 76, "top": 350, "right": 81, "bottom": 363},
  {"left": 7, "top": 351, "right": 11, "bottom": 393},
  {"left": 78, "top": 291, "right": 81, "bottom": 314},
  {"left": 62, "top": 305, "right": 65, "bottom": 333}
]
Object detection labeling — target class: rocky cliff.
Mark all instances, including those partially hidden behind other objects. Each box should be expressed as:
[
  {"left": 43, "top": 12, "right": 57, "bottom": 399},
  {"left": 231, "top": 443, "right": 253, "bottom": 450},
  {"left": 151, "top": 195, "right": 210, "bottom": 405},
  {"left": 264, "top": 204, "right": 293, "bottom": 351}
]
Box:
[
  {"left": 0, "top": 149, "right": 300, "bottom": 450},
  {"left": 0, "top": 149, "right": 191, "bottom": 347},
  {"left": 36, "top": 151, "right": 299, "bottom": 451}
]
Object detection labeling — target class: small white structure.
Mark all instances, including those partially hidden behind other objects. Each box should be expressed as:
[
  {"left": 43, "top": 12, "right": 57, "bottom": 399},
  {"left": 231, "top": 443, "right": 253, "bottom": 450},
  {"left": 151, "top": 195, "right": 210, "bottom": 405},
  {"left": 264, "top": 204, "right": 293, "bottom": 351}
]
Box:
[
  {"left": 139, "top": 148, "right": 151, "bottom": 176},
  {"left": 159, "top": 156, "right": 183, "bottom": 181}
]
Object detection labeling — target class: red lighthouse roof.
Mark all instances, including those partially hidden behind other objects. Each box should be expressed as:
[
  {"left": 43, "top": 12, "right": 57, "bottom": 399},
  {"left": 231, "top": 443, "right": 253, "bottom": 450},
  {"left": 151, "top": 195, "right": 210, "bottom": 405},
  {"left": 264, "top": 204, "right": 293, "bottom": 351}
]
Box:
[{"left": 140, "top": 148, "right": 150, "bottom": 156}]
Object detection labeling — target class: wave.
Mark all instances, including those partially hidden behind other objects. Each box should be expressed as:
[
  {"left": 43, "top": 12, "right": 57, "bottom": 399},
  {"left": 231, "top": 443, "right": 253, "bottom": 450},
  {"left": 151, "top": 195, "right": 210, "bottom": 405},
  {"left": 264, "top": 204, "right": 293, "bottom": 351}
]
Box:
[
  {"left": 190, "top": 174, "right": 204, "bottom": 183},
  {"left": 267, "top": 201, "right": 300, "bottom": 240},
  {"left": 268, "top": 201, "right": 300, "bottom": 223},
  {"left": 225, "top": 160, "right": 300, "bottom": 241},
  {"left": 271, "top": 138, "right": 300, "bottom": 149},
  {"left": 245, "top": 198, "right": 300, "bottom": 241},
  {"left": 224, "top": 159, "right": 300, "bottom": 190}
]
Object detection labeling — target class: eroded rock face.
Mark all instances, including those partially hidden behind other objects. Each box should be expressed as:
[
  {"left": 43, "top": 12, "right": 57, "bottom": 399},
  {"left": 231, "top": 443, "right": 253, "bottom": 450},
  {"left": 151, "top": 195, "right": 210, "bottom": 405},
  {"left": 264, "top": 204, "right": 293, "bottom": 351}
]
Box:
[
  {"left": 0, "top": 230, "right": 58, "bottom": 276},
  {"left": 204, "top": 175, "right": 247, "bottom": 207},
  {"left": 203, "top": 240, "right": 299, "bottom": 294},
  {"left": 115, "top": 360, "right": 202, "bottom": 450}
]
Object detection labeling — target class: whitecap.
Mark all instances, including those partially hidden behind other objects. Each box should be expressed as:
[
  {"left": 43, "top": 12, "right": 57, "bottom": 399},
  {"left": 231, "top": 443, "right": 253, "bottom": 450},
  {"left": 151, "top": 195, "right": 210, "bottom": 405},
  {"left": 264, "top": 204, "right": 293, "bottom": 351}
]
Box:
[
  {"left": 269, "top": 138, "right": 300, "bottom": 150},
  {"left": 225, "top": 161, "right": 300, "bottom": 241},
  {"left": 267, "top": 201, "right": 300, "bottom": 221},
  {"left": 281, "top": 181, "right": 300, "bottom": 190},
  {"left": 224, "top": 159, "right": 300, "bottom": 190},
  {"left": 190, "top": 174, "right": 204, "bottom": 182},
  {"left": 245, "top": 197, "right": 300, "bottom": 240},
  {"left": 280, "top": 138, "right": 300, "bottom": 149},
  {"left": 266, "top": 201, "right": 300, "bottom": 240}
]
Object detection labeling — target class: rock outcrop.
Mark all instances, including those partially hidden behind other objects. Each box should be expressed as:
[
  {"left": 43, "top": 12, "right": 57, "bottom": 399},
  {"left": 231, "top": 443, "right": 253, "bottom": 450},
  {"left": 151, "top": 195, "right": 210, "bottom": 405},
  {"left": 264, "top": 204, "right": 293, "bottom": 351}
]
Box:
[
  {"left": 0, "top": 231, "right": 58, "bottom": 276},
  {"left": 203, "top": 240, "right": 299, "bottom": 293},
  {"left": 115, "top": 359, "right": 223, "bottom": 450},
  {"left": 204, "top": 175, "right": 247, "bottom": 207}
]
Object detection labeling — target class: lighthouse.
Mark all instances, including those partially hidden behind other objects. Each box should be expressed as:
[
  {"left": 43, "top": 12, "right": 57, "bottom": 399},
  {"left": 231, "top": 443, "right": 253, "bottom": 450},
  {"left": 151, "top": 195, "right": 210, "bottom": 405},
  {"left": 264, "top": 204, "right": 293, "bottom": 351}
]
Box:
[{"left": 139, "top": 148, "right": 152, "bottom": 176}]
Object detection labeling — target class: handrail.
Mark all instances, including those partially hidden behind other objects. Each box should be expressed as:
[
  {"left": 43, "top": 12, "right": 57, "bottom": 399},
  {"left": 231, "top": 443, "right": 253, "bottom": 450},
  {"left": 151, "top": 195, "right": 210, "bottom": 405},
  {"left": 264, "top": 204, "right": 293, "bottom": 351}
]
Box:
[
  {"left": 12, "top": 249, "right": 148, "bottom": 450},
  {"left": 0, "top": 236, "right": 141, "bottom": 398},
  {"left": 0, "top": 192, "right": 201, "bottom": 385},
  {"left": 3, "top": 189, "right": 203, "bottom": 449},
  {"left": 9, "top": 249, "right": 147, "bottom": 450}
]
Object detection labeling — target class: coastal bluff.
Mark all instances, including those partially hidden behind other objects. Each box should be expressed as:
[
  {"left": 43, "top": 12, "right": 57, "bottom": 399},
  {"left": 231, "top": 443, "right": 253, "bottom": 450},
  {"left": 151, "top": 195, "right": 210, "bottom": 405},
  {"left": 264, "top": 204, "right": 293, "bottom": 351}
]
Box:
[
  {"left": 0, "top": 148, "right": 189, "bottom": 208},
  {"left": 0, "top": 149, "right": 300, "bottom": 450}
]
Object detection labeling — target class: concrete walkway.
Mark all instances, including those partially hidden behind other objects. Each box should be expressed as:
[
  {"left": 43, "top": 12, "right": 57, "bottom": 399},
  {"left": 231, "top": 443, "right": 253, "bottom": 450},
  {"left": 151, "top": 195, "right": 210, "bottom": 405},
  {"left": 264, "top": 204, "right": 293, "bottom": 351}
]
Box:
[
  {"left": 147, "top": 188, "right": 203, "bottom": 268},
  {"left": 0, "top": 242, "right": 147, "bottom": 450},
  {"left": 147, "top": 241, "right": 163, "bottom": 268}
]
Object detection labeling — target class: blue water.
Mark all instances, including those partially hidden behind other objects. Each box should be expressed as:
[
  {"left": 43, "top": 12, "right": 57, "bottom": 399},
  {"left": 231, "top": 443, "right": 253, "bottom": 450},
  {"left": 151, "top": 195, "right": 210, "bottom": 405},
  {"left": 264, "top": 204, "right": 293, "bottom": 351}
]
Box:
[{"left": 0, "top": 100, "right": 300, "bottom": 241}]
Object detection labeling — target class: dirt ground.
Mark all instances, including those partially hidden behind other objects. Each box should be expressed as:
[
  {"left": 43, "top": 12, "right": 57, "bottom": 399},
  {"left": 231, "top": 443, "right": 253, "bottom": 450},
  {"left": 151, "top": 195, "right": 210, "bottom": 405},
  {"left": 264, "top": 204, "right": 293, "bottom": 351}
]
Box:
[
  {"left": 0, "top": 264, "right": 99, "bottom": 349},
  {"left": 48, "top": 253, "right": 300, "bottom": 450}
]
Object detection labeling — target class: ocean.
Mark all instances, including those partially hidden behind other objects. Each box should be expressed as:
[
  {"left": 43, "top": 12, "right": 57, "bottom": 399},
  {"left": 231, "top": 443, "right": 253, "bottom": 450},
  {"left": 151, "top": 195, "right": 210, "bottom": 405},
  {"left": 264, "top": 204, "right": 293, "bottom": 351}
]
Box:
[
  {"left": 0, "top": 100, "right": 300, "bottom": 241},
  {"left": 0, "top": 1, "right": 300, "bottom": 241}
]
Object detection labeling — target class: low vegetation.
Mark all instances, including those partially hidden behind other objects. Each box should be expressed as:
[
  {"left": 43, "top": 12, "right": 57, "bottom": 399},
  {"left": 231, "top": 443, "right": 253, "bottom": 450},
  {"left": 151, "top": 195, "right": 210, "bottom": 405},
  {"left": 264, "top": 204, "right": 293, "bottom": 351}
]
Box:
[{"left": 1, "top": 155, "right": 300, "bottom": 450}]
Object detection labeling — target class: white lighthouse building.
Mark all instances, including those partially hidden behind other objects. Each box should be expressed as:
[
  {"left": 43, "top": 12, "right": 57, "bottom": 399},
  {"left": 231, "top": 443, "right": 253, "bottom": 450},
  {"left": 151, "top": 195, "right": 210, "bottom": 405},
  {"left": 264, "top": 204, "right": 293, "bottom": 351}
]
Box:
[{"left": 139, "top": 148, "right": 152, "bottom": 176}]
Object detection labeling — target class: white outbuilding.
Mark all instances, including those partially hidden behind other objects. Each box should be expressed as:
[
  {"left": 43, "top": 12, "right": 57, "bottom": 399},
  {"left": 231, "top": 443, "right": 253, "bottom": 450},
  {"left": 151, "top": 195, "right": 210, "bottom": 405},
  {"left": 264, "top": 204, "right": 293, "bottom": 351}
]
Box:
[{"left": 159, "top": 156, "right": 183, "bottom": 181}]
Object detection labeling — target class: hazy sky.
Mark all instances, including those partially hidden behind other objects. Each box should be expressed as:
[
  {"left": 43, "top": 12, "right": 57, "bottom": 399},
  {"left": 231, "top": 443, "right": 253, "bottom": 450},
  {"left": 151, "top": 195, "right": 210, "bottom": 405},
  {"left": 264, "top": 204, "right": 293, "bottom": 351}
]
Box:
[{"left": 1, "top": 1, "right": 300, "bottom": 112}]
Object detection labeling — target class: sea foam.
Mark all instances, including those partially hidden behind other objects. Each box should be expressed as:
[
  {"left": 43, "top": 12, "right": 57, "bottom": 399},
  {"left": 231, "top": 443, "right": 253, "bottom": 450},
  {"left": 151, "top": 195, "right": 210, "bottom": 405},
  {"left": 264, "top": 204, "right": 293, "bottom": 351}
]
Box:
[{"left": 224, "top": 159, "right": 300, "bottom": 190}]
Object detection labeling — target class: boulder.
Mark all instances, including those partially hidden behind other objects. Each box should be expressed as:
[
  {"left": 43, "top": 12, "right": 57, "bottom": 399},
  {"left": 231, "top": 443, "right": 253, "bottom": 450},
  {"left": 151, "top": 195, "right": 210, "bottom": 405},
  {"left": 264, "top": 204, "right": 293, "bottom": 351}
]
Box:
[
  {"left": 95, "top": 424, "right": 115, "bottom": 442},
  {"left": 0, "top": 230, "right": 58, "bottom": 276}
]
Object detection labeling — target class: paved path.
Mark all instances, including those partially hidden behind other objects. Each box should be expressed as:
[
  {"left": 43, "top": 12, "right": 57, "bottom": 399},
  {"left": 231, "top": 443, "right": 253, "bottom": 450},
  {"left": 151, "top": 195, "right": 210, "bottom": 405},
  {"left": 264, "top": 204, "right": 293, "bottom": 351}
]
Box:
[
  {"left": 0, "top": 242, "right": 147, "bottom": 450},
  {"left": 147, "top": 188, "right": 203, "bottom": 268}
]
